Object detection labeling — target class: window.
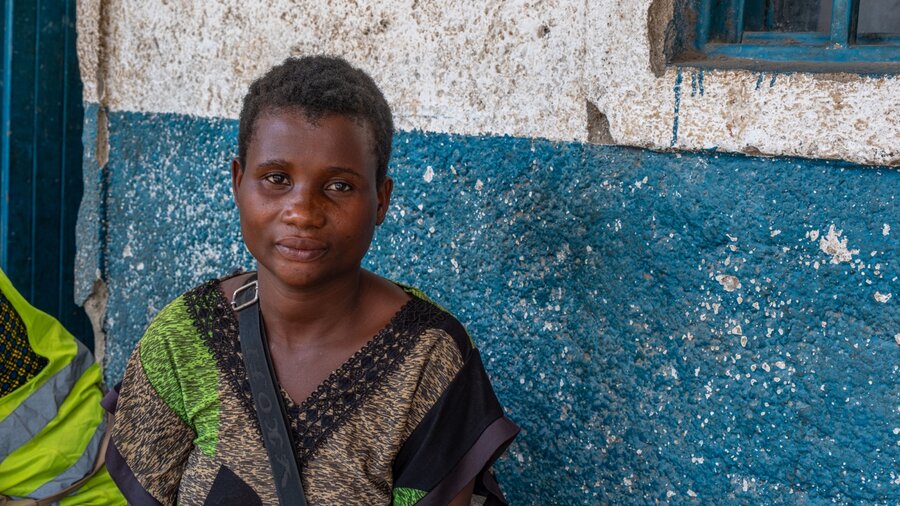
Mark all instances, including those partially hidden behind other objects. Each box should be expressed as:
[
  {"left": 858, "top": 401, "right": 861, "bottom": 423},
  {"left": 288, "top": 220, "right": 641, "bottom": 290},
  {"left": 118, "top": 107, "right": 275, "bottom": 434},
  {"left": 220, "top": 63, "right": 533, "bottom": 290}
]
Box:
[{"left": 676, "top": 0, "right": 900, "bottom": 71}]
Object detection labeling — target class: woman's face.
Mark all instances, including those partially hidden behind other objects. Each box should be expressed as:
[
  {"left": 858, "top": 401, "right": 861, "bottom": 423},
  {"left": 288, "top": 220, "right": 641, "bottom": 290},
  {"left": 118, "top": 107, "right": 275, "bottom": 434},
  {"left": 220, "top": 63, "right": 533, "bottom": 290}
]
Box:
[{"left": 232, "top": 109, "right": 392, "bottom": 291}]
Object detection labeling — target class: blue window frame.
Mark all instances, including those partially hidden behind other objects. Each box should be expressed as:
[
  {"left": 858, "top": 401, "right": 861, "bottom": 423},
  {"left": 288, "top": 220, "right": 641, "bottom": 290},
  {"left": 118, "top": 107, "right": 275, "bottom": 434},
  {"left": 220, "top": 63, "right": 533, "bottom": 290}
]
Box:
[{"left": 685, "top": 0, "right": 900, "bottom": 71}]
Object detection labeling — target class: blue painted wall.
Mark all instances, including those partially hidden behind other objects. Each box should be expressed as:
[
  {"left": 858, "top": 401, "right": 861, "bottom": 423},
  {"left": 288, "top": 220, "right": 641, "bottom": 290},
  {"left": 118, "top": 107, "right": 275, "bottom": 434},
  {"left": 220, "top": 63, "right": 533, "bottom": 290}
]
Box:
[{"left": 80, "top": 107, "right": 899, "bottom": 505}]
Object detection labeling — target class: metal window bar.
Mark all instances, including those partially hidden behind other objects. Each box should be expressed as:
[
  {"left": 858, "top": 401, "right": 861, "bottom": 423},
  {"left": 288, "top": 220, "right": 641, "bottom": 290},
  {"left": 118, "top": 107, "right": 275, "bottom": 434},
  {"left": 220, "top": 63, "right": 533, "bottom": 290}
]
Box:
[
  {"left": 689, "top": 0, "right": 900, "bottom": 69},
  {"left": 696, "top": 0, "right": 860, "bottom": 50},
  {"left": 829, "top": 0, "right": 860, "bottom": 46},
  {"left": 696, "top": 0, "right": 749, "bottom": 45}
]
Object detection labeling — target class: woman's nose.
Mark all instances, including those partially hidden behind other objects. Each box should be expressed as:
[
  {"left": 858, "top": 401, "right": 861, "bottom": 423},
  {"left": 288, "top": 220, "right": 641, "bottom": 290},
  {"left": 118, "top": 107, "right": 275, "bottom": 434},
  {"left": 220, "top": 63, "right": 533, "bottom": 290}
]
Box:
[{"left": 281, "top": 186, "right": 326, "bottom": 228}]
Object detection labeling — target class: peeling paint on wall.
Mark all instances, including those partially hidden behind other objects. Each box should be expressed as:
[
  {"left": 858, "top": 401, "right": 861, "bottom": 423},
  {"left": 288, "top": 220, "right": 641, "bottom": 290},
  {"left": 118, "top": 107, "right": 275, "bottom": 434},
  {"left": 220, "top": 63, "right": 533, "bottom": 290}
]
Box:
[
  {"left": 819, "top": 224, "right": 860, "bottom": 264},
  {"left": 82, "top": 278, "right": 109, "bottom": 365},
  {"left": 647, "top": 0, "right": 675, "bottom": 78},
  {"left": 585, "top": 100, "right": 613, "bottom": 145}
]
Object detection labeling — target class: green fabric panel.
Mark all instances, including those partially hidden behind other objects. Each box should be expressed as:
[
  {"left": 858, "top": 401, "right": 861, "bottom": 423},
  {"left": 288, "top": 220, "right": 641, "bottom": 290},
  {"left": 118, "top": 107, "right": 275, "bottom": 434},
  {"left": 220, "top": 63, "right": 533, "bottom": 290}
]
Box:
[
  {"left": 398, "top": 284, "right": 447, "bottom": 312},
  {"left": 138, "top": 296, "right": 219, "bottom": 456},
  {"left": 392, "top": 487, "right": 427, "bottom": 506}
]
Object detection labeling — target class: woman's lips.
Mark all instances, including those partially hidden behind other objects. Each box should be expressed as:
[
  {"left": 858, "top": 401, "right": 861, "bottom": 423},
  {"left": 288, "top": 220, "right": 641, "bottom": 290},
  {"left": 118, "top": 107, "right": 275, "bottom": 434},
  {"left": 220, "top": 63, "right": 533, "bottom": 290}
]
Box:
[{"left": 275, "top": 238, "right": 327, "bottom": 261}]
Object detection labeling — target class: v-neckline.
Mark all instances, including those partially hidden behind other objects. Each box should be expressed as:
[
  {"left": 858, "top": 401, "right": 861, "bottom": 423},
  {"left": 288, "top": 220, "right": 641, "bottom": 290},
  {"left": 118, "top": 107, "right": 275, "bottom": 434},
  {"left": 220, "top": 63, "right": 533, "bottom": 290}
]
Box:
[
  {"left": 186, "top": 277, "right": 443, "bottom": 462},
  {"left": 215, "top": 278, "right": 416, "bottom": 409}
]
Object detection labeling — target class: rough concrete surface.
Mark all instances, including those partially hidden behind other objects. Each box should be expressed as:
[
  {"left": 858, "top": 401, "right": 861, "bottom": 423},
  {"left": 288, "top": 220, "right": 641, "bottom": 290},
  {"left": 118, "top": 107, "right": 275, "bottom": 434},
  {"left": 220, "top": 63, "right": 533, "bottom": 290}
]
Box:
[
  {"left": 85, "top": 109, "right": 899, "bottom": 505},
  {"left": 75, "top": 102, "right": 111, "bottom": 356},
  {"left": 77, "top": 0, "right": 898, "bottom": 165},
  {"left": 81, "top": 0, "right": 586, "bottom": 142},
  {"left": 75, "top": 0, "right": 101, "bottom": 104},
  {"left": 585, "top": 0, "right": 900, "bottom": 166}
]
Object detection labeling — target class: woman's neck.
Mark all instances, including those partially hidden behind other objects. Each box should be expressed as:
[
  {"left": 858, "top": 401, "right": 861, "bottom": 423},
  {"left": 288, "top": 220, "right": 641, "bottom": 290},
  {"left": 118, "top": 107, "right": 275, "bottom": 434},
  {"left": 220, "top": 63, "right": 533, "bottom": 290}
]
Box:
[{"left": 255, "top": 268, "right": 370, "bottom": 348}]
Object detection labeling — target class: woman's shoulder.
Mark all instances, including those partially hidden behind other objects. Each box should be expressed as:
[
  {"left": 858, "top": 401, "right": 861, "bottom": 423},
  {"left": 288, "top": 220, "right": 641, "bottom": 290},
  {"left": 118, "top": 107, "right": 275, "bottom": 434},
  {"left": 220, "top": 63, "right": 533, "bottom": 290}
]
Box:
[
  {"left": 139, "top": 274, "right": 231, "bottom": 348},
  {"left": 134, "top": 275, "right": 230, "bottom": 400},
  {"left": 398, "top": 284, "right": 477, "bottom": 358}
]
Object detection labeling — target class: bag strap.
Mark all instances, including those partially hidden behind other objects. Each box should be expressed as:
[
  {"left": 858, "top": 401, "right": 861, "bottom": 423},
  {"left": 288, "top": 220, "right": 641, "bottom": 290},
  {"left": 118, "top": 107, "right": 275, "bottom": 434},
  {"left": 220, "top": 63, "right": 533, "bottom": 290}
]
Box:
[
  {"left": 232, "top": 275, "right": 308, "bottom": 506},
  {"left": 1, "top": 412, "right": 113, "bottom": 506}
]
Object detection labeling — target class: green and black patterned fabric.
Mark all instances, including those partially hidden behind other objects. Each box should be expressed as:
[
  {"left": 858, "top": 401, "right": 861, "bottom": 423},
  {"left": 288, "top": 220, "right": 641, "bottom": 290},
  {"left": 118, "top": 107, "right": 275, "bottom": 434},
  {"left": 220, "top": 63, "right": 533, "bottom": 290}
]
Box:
[
  {"left": 105, "top": 275, "right": 519, "bottom": 506},
  {"left": 0, "top": 291, "right": 48, "bottom": 397}
]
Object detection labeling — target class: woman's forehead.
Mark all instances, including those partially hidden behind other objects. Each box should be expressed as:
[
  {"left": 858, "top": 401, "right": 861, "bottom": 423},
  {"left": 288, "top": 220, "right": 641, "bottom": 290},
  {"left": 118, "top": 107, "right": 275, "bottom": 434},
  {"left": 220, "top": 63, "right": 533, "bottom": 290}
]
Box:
[
  {"left": 247, "top": 111, "right": 378, "bottom": 175},
  {"left": 254, "top": 108, "right": 374, "bottom": 146}
]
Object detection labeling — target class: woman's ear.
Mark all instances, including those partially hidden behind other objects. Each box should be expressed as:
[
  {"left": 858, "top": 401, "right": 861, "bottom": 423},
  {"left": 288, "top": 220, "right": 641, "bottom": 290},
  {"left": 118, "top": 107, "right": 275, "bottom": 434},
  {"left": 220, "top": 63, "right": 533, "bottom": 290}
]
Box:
[
  {"left": 231, "top": 157, "right": 243, "bottom": 206},
  {"left": 376, "top": 176, "right": 393, "bottom": 225}
]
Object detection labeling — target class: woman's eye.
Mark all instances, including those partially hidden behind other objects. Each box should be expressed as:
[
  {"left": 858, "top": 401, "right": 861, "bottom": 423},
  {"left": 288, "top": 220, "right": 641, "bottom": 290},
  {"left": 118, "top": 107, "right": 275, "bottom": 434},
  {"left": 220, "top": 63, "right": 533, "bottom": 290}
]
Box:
[
  {"left": 264, "top": 173, "right": 289, "bottom": 186},
  {"left": 326, "top": 181, "right": 352, "bottom": 192}
]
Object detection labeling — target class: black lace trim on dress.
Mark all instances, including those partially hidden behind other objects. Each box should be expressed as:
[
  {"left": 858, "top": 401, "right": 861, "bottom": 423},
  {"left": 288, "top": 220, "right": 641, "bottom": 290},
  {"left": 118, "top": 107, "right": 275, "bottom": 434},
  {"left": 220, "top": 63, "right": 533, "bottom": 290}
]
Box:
[
  {"left": 183, "top": 280, "right": 251, "bottom": 436},
  {"left": 183, "top": 278, "right": 448, "bottom": 463}
]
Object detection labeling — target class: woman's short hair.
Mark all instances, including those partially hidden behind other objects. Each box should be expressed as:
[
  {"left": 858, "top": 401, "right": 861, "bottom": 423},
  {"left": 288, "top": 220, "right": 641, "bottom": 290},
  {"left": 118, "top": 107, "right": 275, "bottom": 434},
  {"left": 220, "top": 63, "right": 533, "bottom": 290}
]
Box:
[{"left": 237, "top": 56, "right": 394, "bottom": 183}]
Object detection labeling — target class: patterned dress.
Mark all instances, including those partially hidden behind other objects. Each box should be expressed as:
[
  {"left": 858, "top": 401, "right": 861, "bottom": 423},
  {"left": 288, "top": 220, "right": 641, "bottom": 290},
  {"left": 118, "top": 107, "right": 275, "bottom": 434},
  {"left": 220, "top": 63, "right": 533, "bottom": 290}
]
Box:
[{"left": 104, "top": 276, "right": 518, "bottom": 505}]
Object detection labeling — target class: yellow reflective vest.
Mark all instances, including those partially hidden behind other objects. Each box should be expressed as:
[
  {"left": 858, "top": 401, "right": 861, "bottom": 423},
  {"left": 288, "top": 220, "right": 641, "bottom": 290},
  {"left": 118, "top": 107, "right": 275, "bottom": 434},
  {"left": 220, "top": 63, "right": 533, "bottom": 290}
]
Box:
[{"left": 0, "top": 268, "right": 125, "bottom": 505}]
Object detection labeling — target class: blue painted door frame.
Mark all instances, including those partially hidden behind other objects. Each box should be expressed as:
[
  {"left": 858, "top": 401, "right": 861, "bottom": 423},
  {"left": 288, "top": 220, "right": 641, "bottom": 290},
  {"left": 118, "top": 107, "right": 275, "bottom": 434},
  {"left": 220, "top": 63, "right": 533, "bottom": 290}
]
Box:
[{"left": 0, "top": 0, "right": 91, "bottom": 347}]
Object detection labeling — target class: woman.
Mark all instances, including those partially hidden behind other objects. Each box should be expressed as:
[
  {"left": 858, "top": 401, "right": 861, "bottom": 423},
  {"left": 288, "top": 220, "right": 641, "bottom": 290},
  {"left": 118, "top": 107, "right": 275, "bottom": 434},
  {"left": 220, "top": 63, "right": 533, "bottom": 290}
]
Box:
[{"left": 104, "top": 56, "right": 519, "bottom": 505}]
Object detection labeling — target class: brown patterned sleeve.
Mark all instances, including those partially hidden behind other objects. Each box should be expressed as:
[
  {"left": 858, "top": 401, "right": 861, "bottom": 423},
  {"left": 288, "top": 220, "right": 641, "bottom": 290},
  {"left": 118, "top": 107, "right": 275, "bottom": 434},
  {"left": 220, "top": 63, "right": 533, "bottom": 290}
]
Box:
[
  {"left": 391, "top": 315, "right": 519, "bottom": 506},
  {"left": 103, "top": 344, "right": 194, "bottom": 506}
]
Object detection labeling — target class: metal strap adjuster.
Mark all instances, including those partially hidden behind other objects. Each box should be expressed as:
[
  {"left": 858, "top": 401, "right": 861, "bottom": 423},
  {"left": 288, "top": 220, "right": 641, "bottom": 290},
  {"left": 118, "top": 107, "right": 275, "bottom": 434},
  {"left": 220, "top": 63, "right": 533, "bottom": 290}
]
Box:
[{"left": 231, "top": 280, "right": 259, "bottom": 312}]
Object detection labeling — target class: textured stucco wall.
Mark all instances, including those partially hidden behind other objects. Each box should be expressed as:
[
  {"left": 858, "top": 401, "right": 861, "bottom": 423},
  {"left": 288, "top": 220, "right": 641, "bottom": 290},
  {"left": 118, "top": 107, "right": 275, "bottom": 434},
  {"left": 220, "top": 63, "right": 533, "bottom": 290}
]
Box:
[
  {"left": 74, "top": 0, "right": 900, "bottom": 504},
  {"left": 76, "top": 0, "right": 899, "bottom": 166},
  {"left": 586, "top": 0, "right": 900, "bottom": 166},
  {"left": 76, "top": 0, "right": 587, "bottom": 141},
  {"left": 83, "top": 110, "right": 898, "bottom": 504}
]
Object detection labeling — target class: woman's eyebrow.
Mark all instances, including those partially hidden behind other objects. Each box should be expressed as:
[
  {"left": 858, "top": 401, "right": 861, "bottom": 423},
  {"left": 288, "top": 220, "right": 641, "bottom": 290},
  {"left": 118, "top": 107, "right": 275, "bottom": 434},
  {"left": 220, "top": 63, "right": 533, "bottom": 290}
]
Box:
[
  {"left": 253, "top": 160, "right": 361, "bottom": 177},
  {"left": 324, "top": 166, "right": 364, "bottom": 177},
  {"left": 254, "top": 158, "right": 291, "bottom": 170}
]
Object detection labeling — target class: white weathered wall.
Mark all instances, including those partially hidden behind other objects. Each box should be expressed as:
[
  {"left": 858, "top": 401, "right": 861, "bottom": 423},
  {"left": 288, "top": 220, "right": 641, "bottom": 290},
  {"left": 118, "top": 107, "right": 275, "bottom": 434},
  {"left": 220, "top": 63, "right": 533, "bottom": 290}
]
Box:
[
  {"left": 587, "top": 1, "right": 900, "bottom": 165},
  {"left": 77, "top": 0, "right": 587, "bottom": 141},
  {"left": 77, "top": 0, "right": 899, "bottom": 165}
]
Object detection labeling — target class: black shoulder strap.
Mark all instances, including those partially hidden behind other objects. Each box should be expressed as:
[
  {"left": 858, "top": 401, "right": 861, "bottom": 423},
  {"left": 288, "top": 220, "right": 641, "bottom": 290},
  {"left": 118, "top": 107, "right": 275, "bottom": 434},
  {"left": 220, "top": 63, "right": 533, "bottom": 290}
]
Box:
[{"left": 232, "top": 275, "right": 308, "bottom": 506}]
